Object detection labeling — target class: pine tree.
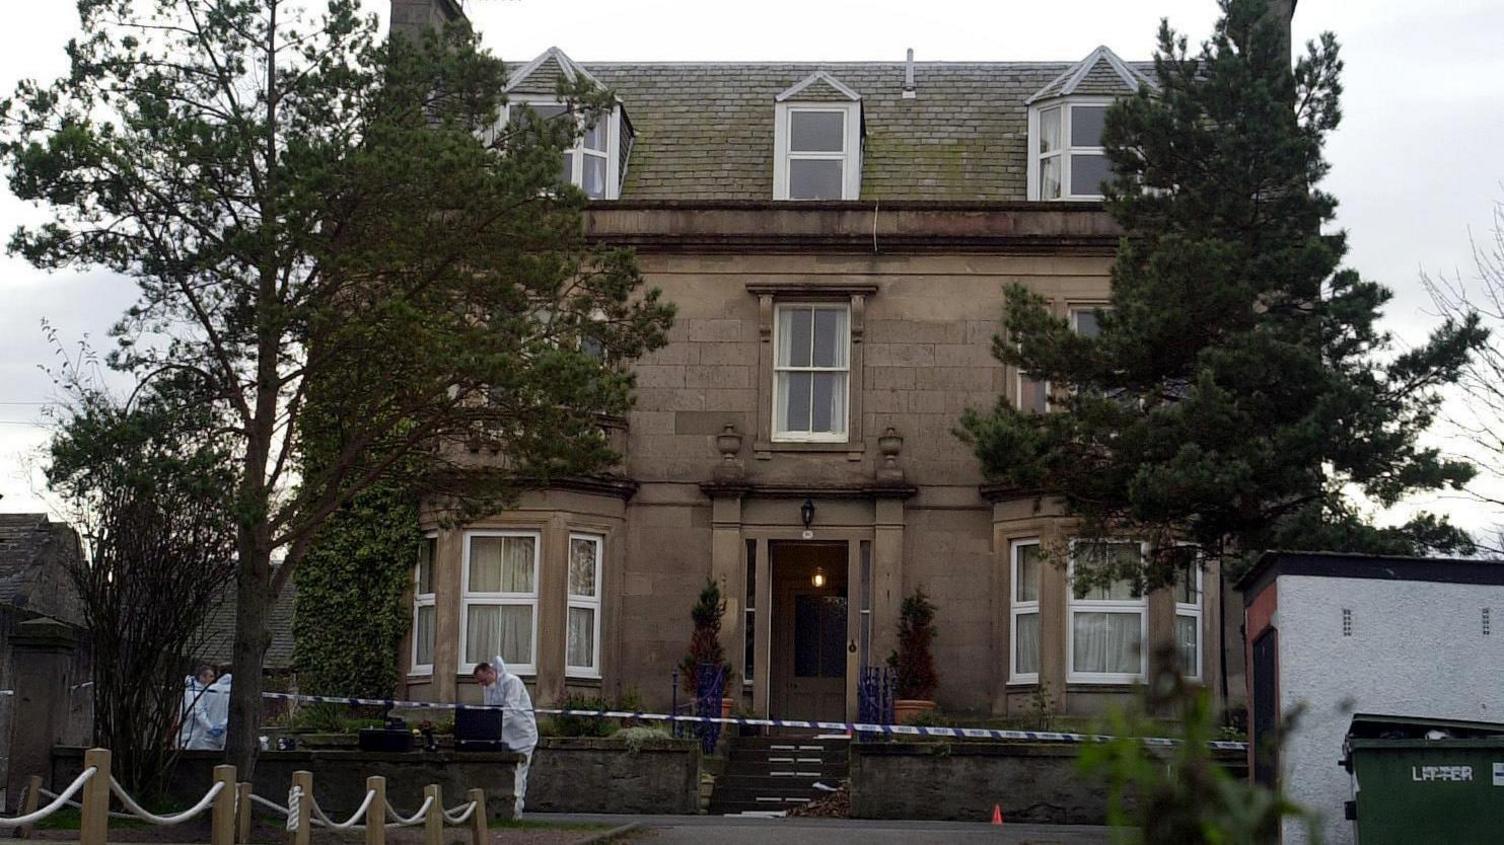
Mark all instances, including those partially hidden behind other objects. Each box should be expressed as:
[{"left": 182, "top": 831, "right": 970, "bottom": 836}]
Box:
[{"left": 959, "top": 0, "right": 1485, "bottom": 588}]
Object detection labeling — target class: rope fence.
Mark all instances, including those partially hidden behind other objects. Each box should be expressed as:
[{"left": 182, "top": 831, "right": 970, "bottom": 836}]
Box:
[{"left": 0, "top": 748, "right": 489, "bottom": 845}]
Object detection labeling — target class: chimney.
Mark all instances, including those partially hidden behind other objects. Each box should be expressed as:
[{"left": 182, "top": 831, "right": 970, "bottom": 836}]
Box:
[
  {"left": 390, "top": 0, "right": 467, "bottom": 41},
  {"left": 902, "top": 48, "right": 916, "bottom": 99},
  {"left": 1259, "top": 0, "right": 1297, "bottom": 68}
]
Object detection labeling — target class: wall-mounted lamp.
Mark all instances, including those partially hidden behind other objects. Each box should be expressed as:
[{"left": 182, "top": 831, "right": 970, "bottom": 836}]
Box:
[
  {"left": 800, "top": 497, "right": 815, "bottom": 540},
  {"left": 812, "top": 566, "right": 827, "bottom": 589}
]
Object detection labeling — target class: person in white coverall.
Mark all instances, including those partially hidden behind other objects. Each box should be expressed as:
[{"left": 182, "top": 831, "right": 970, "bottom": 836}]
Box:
[
  {"left": 179, "top": 665, "right": 227, "bottom": 750},
  {"left": 472, "top": 656, "right": 537, "bottom": 817}
]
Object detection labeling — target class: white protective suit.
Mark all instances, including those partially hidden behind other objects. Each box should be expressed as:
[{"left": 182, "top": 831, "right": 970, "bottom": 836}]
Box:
[
  {"left": 482, "top": 656, "right": 537, "bottom": 817},
  {"left": 178, "top": 676, "right": 215, "bottom": 750},
  {"left": 202, "top": 674, "right": 231, "bottom": 751}
]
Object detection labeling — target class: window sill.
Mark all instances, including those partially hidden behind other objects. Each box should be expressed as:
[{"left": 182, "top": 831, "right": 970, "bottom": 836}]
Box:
[
  {"left": 1065, "top": 678, "right": 1145, "bottom": 689},
  {"left": 755, "top": 439, "right": 865, "bottom": 461},
  {"left": 1005, "top": 678, "right": 1041, "bottom": 687},
  {"left": 564, "top": 674, "right": 602, "bottom": 686}
]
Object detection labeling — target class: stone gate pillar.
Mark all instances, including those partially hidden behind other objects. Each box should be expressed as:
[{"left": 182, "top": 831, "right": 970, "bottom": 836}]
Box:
[{"left": 5, "top": 618, "right": 79, "bottom": 810}]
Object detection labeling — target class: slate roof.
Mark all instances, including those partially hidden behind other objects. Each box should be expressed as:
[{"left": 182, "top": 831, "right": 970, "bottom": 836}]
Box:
[
  {"left": 197, "top": 573, "right": 297, "bottom": 672},
  {"left": 502, "top": 47, "right": 1151, "bottom": 202},
  {"left": 0, "top": 514, "right": 84, "bottom": 624}
]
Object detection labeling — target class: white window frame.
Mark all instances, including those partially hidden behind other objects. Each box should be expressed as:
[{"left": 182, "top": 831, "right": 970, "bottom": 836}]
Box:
[
  {"left": 503, "top": 99, "right": 622, "bottom": 200},
  {"left": 1175, "top": 554, "right": 1203, "bottom": 682},
  {"left": 410, "top": 533, "right": 438, "bottom": 676},
  {"left": 773, "top": 102, "right": 863, "bottom": 201},
  {"left": 459, "top": 529, "right": 541, "bottom": 676},
  {"left": 1009, "top": 539, "right": 1042, "bottom": 685},
  {"left": 1066, "top": 539, "right": 1148, "bottom": 684},
  {"left": 771, "top": 302, "right": 851, "bottom": 443},
  {"left": 1027, "top": 97, "right": 1114, "bottom": 201},
  {"left": 566, "top": 532, "right": 604, "bottom": 679},
  {"left": 1016, "top": 369, "right": 1050, "bottom": 414}
]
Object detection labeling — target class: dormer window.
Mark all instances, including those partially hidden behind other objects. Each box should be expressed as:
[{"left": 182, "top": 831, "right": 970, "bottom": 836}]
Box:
[
  {"left": 506, "top": 100, "right": 620, "bottom": 199},
  {"left": 1033, "top": 100, "right": 1111, "bottom": 200},
  {"left": 773, "top": 72, "right": 863, "bottom": 201},
  {"left": 502, "top": 47, "right": 633, "bottom": 200},
  {"left": 1025, "top": 46, "right": 1155, "bottom": 202}
]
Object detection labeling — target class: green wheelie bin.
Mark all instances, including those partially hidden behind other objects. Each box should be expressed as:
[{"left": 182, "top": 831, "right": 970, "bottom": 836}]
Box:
[{"left": 1344, "top": 714, "right": 1504, "bottom": 844}]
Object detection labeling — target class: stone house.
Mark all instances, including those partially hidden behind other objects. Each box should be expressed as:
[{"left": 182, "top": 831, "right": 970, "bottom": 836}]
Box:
[{"left": 395, "top": 0, "right": 1281, "bottom": 722}]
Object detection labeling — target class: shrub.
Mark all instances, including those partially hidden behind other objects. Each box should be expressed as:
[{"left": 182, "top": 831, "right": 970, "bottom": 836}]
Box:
[
  {"left": 678, "top": 579, "right": 733, "bottom": 694},
  {"left": 888, "top": 588, "right": 939, "bottom": 700}
]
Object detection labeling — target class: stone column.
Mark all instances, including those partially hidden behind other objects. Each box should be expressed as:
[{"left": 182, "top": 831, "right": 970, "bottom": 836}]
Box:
[
  {"left": 433, "top": 528, "right": 462, "bottom": 702},
  {"left": 709, "top": 495, "right": 745, "bottom": 686},
  {"left": 6, "top": 618, "right": 78, "bottom": 810},
  {"left": 535, "top": 515, "right": 569, "bottom": 703},
  {"left": 871, "top": 497, "right": 906, "bottom": 665}
]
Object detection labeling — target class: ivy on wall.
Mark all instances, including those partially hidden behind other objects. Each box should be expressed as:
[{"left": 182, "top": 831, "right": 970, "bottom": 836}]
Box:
[{"left": 292, "top": 479, "right": 419, "bottom": 698}]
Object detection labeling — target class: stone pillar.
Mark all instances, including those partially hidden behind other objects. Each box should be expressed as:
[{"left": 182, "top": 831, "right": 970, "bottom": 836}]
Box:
[
  {"left": 871, "top": 498, "right": 906, "bottom": 665},
  {"left": 433, "top": 528, "right": 462, "bottom": 702},
  {"left": 709, "top": 495, "right": 745, "bottom": 686},
  {"left": 535, "top": 515, "right": 569, "bottom": 703},
  {"left": 6, "top": 618, "right": 78, "bottom": 810}
]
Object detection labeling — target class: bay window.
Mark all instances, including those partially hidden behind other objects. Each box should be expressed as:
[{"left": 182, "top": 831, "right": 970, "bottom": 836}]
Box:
[
  {"left": 773, "top": 304, "right": 850, "bottom": 441},
  {"left": 1068, "top": 540, "right": 1146, "bottom": 683},
  {"left": 411, "top": 534, "right": 437, "bottom": 674},
  {"left": 1010, "top": 539, "right": 1042, "bottom": 683},
  {"left": 1175, "top": 555, "right": 1203, "bottom": 681},
  {"left": 1029, "top": 99, "right": 1113, "bottom": 201},
  {"left": 566, "top": 533, "right": 603, "bottom": 678},
  {"left": 462, "top": 531, "right": 539, "bottom": 674}
]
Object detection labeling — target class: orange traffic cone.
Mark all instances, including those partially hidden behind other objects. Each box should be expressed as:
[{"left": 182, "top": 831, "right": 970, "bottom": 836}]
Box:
[{"left": 991, "top": 804, "right": 1003, "bottom": 825}]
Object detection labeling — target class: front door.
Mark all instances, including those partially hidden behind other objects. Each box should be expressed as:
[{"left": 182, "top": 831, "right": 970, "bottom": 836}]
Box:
[
  {"left": 787, "top": 591, "right": 847, "bottom": 721},
  {"left": 771, "top": 542, "right": 848, "bottom": 723}
]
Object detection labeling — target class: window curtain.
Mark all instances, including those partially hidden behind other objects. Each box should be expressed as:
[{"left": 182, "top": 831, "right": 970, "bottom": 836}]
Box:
[
  {"left": 569, "top": 538, "right": 597, "bottom": 597},
  {"left": 465, "top": 604, "right": 533, "bottom": 666},
  {"left": 567, "top": 607, "right": 596, "bottom": 668},
  {"left": 1176, "top": 614, "right": 1199, "bottom": 676},
  {"left": 1015, "top": 612, "right": 1040, "bottom": 675},
  {"left": 415, "top": 605, "right": 435, "bottom": 665},
  {"left": 469, "top": 536, "right": 535, "bottom": 593},
  {"left": 1072, "top": 611, "right": 1140, "bottom": 674}
]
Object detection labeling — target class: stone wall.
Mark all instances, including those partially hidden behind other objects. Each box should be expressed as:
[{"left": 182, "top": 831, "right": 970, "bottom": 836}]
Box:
[
  {"left": 527, "top": 737, "right": 700, "bottom": 814},
  {"left": 52, "top": 747, "right": 522, "bottom": 820},
  {"left": 850, "top": 741, "right": 1248, "bottom": 824}
]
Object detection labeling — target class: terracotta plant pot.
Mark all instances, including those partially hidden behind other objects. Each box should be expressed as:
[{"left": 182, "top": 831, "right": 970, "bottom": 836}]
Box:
[
  {"left": 721, "top": 697, "right": 736, "bottom": 719},
  {"left": 894, "top": 699, "right": 937, "bottom": 724}
]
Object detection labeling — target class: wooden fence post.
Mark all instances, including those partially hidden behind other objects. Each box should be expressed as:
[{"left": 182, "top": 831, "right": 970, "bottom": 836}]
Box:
[
  {"left": 466, "top": 788, "right": 487, "bottom": 845},
  {"left": 79, "top": 748, "right": 110, "bottom": 845},
  {"left": 236, "top": 782, "right": 253, "bottom": 844},
  {"left": 17, "top": 774, "right": 41, "bottom": 839},
  {"left": 210, "top": 765, "right": 236, "bottom": 845},
  {"left": 290, "top": 770, "right": 313, "bottom": 845},
  {"left": 364, "top": 776, "right": 386, "bottom": 845},
  {"left": 422, "top": 784, "right": 442, "bottom": 845}
]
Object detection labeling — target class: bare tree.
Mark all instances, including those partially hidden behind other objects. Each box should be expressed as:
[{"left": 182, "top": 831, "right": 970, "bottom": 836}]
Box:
[
  {"left": 1425, "top": 200, "right": 1504, "bottom": 551},
  {"left": 47, "top": 363, "right": 237, "bottom": 797}
]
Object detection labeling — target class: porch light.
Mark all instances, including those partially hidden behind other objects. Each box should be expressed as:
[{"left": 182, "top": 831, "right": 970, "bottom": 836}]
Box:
[
  {"left": 812, "top": 566, "right": 827, "bottom": 589},
  {"left": 801, "top": 498, "right": 815, "bottom": 529}
]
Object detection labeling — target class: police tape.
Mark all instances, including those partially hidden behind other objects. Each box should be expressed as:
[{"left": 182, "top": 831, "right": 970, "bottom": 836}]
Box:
[{"left": 256, "top": 690, "right": 1249, "bottom": 751}]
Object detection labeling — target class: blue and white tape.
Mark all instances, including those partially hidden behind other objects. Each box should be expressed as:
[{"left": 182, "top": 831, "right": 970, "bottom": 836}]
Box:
[{"left": 255, "top": 690, "right": 1248, "bottom": 751}]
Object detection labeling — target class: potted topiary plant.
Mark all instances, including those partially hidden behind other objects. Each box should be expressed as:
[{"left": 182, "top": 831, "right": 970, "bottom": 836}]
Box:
[
  {"left": 680, "top": 579, "right": 736, "bottom": 718},
  {"left": 889, "top": 587, "right": 939, "bottom": 723}
]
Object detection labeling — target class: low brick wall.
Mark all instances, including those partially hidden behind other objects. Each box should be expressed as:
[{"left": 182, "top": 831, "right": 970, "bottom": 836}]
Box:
[
  {"left": 527, "top": 737, "right": 700, "bottom": 814},
  {"left": 850, "top": 741, "right": 1248, "bottom": 825},
  {"left": 52, "top": 746, "right": 522, "bottom": 820}
]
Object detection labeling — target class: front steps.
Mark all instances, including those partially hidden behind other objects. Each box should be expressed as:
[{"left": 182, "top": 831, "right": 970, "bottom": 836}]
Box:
[{"left": 707, "top": 735, "right": 850, "bottom": 815}]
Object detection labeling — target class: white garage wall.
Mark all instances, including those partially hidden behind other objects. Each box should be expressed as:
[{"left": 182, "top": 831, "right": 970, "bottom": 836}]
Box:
[{"left": 1275, "top": 574, "right": 1504, "bottom": 845}]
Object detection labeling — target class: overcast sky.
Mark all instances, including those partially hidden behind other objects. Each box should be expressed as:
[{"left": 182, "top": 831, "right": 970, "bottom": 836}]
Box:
[{"left": 2, "top": 0, "right": 1502, "bottom": 535}]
